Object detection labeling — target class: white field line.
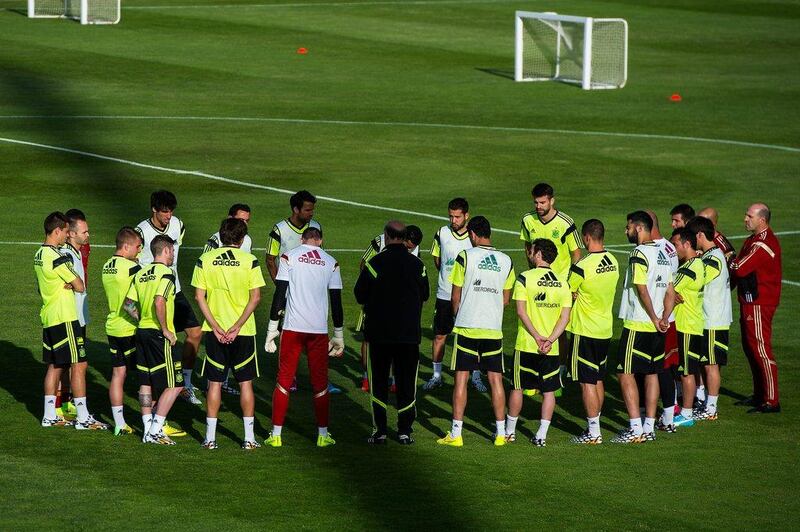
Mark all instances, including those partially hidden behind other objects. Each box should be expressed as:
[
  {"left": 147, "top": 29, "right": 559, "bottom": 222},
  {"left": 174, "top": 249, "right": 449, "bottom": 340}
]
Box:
[
  {"left": 123, "top": 0, "right": 518, "bottom": 10},
  {"left": 2, "top": 115, "right": 799, "bottom": 154}
]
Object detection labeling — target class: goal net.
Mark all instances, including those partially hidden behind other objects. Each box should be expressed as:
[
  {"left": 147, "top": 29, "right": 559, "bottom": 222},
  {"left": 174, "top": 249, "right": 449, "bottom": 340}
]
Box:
[
  {"left": 28, "top": 0, "right": 120, "bottom": 24},
  {"left": 515, "top": 11, "right": 627, "bottom": 90}
]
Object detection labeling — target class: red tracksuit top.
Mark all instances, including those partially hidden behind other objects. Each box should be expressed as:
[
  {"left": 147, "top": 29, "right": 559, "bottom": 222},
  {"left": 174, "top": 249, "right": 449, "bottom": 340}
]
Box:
[{"left": 732, "top": 228, "right": 781, "bottom": 306}]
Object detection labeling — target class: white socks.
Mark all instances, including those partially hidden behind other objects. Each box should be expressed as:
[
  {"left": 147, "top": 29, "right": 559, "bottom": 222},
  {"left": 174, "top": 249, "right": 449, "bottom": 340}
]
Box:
[
  {"left": 244, "top": 417, "right": 255, "bottom": 442},
  {"left": 272, "top": 425, "right": 282, "bottom": 436},
  {"left": 182, "top": 369, "right": 193, "bottom": 389},
  {"left": 661, "top": 407, "right": 674, "bottom": 426},
  {"left": 433, "top": 362, "right": 442, "bottom": 379},
  {"left": 318, "top": 426, "right": 328, "bottom": 437},
  {"left": 74, "top": 397, "right": 88, "bottom": 423},
  {"left": 643, "top": 417, "right": 655, "bottom": 434},
  {"left": 206, "top": 417, "right": 217, "bottom": 442},
  {"left": 707, "top": 395, "right": 718, "bottom": 414},
  {"left": 44, "top": 395, "right": 57, "bottom": 419},
  {"left": 536, "top": 419, "right": 550, "bottom": 440},
  {"left": 588, "top": 416, "right": 601, "bottom": 437},
  {"left": 142, "top": 414, "right": 153, "bottom": 435},
  {"left": 696, "top": 385, "right": 706, "bottom": 402},
  {"left": 629, "top": 417, "right": 643, "bottom": 436},
  {"left": 150, "top": 414, "right": 166, "bottom": 435},
  {"left": 495, "top": 420, "right": 505, "bottom": 437},
  {"left": 505, "top": 415, "right": 518, "bottom": 435},
  {"left": 471, "top": 370, "right": 482, "bottom": 382},
  {"left": 451, "top": 419, "right": 463, "bottom": 438},
  {"left": 111, "top": 406, "right": 126, "bottom": 429},
  {"left": 681, "top": 408, "right": 693, "bottom": 420}
]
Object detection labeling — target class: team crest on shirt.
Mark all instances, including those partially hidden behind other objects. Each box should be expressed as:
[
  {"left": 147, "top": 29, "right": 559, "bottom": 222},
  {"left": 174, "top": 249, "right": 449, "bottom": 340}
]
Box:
[{"left": 552, "top": 229, "right": 560, "bottom": 239}]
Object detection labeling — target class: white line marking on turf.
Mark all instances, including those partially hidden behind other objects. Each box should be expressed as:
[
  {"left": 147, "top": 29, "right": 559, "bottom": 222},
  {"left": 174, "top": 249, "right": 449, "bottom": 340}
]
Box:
[
  {"left": 1, "top": 115, "right": 799, "bottom": 154},
  {"left": 0, "top": 135, "right": 519, "bottom": 235},
  {"left": 124, "top": 0, "right": 517, "bottom": 10}
]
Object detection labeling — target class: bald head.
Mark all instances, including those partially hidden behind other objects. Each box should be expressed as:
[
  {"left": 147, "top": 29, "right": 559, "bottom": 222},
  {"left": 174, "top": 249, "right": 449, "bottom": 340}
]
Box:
[
  {"left": 744, "top": 203, "right": 770, "bottom": 234},
  {"left": 644, "top": 209, "right": 663, "bottom": 240},
  {"left": 384, "top": 220, "right": 407, "bottom": 244},
  {"left": 697, "top": 207, "right": 719, "bottom": 227}
]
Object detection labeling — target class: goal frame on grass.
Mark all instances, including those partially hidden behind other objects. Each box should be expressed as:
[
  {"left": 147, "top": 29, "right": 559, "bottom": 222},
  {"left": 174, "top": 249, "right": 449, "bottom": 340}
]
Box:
[
  {"left": 27, "top": 0, "right": 120, "bottom": 24},
  {"left": 514, "top": 11, "right": 628, "bottom": 90}
]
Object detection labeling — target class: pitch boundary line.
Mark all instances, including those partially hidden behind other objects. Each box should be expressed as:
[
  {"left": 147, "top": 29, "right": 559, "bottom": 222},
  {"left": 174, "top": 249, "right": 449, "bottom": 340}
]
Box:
[
  {"left": 125, "top": 0, "right": 517, "bottom": 10},
  {"left": 2, "top": 115, "right": 799, "bottom": 154}
]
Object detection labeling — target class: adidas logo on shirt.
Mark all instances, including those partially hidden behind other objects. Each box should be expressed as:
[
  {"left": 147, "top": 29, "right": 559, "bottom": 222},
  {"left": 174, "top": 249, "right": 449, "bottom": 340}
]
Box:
[
  {"left": 213, "top": 250, "right": 240, "bottom": 267},
  {"left": 657, "top": 250, "right": 670, "bottom": 266},
  {"left": 298, "top": 249, "right": 326, "bottom": 266},
  {"left": 477, "top": 254, "right": 501, "bottom": 272},
  {"left": 595, "top": 255, "right": 617, "bottom": 274},
  {"left": 537, "top": 271, "right": 561, "bottom": 287}
]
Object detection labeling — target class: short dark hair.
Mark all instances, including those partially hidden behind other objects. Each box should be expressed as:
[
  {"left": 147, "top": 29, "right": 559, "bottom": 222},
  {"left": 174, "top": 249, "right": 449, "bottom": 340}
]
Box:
[
  {"left": 290, "top": 190, "right": 316, "bottom": 211},
  {"left": 672, "top": 227, "right": 697, "bottom": 249},
  {"left": 627, "top": 210, "right": 653, "bottom": 232},
  {"left": 532, "top": 238, "right": 558, "bottom": 265},
  {"left": 384, "top": 222, "right": 406, "bottom": 241},
  {"left": 151, "top": 190, "right": 177, "bottom": 212},
  {"left": 228, "top": 203, "right": 251, "bottom": 217},
  {"left": 115, "top": 226, "right": 142, "bottom": 249},
  {"left": 406, "top": 225, "right": 423, "bottom": 247},
  {"left": 64, "top": 208, "right": 86, "bottom": 231},
  {"left": 150, "top": 234, "right": 174, "bottom": 257},
  {"left": 302, "top": 227, "right": 322, "bottom": 240},
  {"left": 686, "top": 216, "right": 714, "bottom": 242},
  {"left": 44, "top": 211, "right": 68, "bottom": 235},
  {"left": 581, "top": 219, "right": 605, "bottom": 241},
  {"left": 532, "top": 183, "right": 554, "bottom": 198},
  {"left": 467, "top": 216, "right": 491, "bottom": 238},
  {"left": 219, "top": 218, "right": 248, "bottom": 247},
  {"left": 670, "top": 203, "right": 695, "bottom": 221},
  {"left": 447, "top": 197, "right": 469, "bottom": 214}
]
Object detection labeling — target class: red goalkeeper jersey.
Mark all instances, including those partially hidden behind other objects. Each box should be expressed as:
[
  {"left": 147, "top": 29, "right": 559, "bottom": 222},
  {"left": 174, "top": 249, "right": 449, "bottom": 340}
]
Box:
[{"left": 732, "top": 228, "right": 781, "bottom": 306}]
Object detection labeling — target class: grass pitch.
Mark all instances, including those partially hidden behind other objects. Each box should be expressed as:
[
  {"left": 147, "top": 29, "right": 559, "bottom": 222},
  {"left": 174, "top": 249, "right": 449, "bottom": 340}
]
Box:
[{"left": 0, "top": 0, "right": 798, "bottom": 529}]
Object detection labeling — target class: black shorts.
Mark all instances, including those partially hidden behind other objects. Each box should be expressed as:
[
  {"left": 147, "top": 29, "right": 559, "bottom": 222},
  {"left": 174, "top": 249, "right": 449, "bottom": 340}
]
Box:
[
  {"left": 201, "top": 335, "right": 259, "bottom": 383},
  {"left": 135, "top": 329, "right": 184, "bottom": 390},
  {"left": 42, "top": 320, "right": 86, "bottom": 366},
  {"left": 513, "top": 351, "right": 561, "bottom": 393},
  {"left": 616, "top": 328, "right": 665, "bottom": 375},
  {"left": 677, "top": 331, "right": 705, "bottom": 376},
  {"left": 433, "top": 298, "right": 455, "bottom": 336},
  {"left": 108, "top": 335, "right": 137, "bottom": 368},
  {"left": 173, "top": 291, "right": 200, "bottom": 332},
  {"left": 451, "top": 334, "right": 504, "bottom": 374},
  {"left": 568, "top": 334, "right": 610, "bottom": 384},
  {"left": 703, "top": 329, "right": 729, "bottom": 366}
]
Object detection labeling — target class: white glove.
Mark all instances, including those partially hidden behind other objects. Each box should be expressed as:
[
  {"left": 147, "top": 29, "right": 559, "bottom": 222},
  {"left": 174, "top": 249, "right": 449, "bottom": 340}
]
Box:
[
  {"left": 264, "top": 320, "right": 280, "bottom": 353},
  {"left": 328, "top": 327, "right": 344, "bottom": 357}
]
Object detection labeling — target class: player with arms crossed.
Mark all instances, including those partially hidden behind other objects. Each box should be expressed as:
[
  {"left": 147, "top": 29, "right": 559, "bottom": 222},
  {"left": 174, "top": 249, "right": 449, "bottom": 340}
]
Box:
[
  {"left": 193, "top": 218, "right": 266, "bottom": 450},
  {"left": 566, "top": 220, "right": 619, "bottom": 444},
  {"left": 424, "top": 198, "right": 486, "bottom": 392},
  {"left": 613, "top": 211, "right": 674, "bottom": 444},
  {"left": 505, "top": 239, "right": 572, "bottom": 447},
  {"left": 264, "top": 227, "right": 344, "bottom": 448},
  {"left": 101, "top": 227, "right": 143, "bottom": 435},
  {"left": 136, "top": 190, "right": 203, "bottom": 406},
  {"left": 125, "top": 235, "right": 185, "bottom": 445},
  {"left": 437, "top": 217, "right": 515, "bottom": 447},
  {"left": 36, "top": 212, "right": 106, "bottom": 430}
]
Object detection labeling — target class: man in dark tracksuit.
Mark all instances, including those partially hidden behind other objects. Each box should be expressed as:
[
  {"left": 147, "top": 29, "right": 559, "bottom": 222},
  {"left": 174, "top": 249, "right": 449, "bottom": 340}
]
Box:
[{"left": 354, "top": 221, "right": 430, "bottom": 445}]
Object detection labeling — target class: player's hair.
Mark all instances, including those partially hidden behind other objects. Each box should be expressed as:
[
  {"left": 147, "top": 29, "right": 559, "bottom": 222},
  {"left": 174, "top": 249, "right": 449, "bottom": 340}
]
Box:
[
  {"left": 582, "top": 218, "right": 605, "bottom": 241},
  {"left": 302, "top": 227, "right": 322, "bottom": 240},
  {"left": 670, "top": 203, "right": 695, "bottom": 221},
  {"left": 406, "top": 225, "right": 423, "bottom": 247},
  {"left": 757, "top": 204, "right": 771, "bottom": 223},
  {"left": 672, "top": 227, "right": 697, "bottom": 249},
  {"left": 228, "top": 203, "right": 251, "bottom": 217},
  {"left": 532, "top": 183, "right": 554, "bottom": 198},
  {"left": 384, "top": 221, "right": 407, "bottom": 241},
  {"left": 686, "top": 216, "right": 714, "bottom": 242},
  {"left": 532, "top": 238, "right": 558, "bottom": 265},
  {"left": 151, "top": 190, "right": 177, "bottom": 212},
  {"left": 467, "top": 216, "right": 491, "bottom": 238},
  {"left": 115, "top": 226, "right": 142, "bottom": 249},
  {"left": 447, "top": 197, "right": 469, "bottom": 214},
  {"left": 219, "top": 218, "right": 248, "bottom": 247},
  {"left": 44, "top": 211, "right": 68, "bottom": 235},
  {"left": 64, "top": 208, "right": 86, "bottom": 232},
  {"left": 627, "top": 210, "right": 653, "bottom": 232},
  {"left": 150, "top": 234, "right": 174, "bottom": 257},
  {"left": 290, "top": 190, "right": 316, "bottom": 211}
]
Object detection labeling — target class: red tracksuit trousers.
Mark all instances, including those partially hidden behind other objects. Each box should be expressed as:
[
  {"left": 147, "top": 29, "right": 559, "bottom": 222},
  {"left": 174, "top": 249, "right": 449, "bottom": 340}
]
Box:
[
  {"left": 272, "top": 330, "right": 330, "bottom": 427},
  {"left": 740, "top": 305, "right": 779, "bottom": 406}
]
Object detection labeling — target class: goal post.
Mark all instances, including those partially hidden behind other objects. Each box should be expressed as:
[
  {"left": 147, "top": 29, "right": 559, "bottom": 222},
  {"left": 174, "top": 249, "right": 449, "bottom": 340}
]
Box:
[
  {"left": 514, "top": 11, "right": 627, "bottom": 90},
  {"left": 28, "top": 0, "right": 120, "bottom": 24}
]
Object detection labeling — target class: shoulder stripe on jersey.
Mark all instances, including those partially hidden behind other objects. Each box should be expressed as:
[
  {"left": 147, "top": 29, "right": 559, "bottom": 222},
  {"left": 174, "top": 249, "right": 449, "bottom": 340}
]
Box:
[
  {"left": 129, "top": 265, "right": 142, "bottom": 276},
  {"left": 570, "top": 263, "right": 585, "bottom": 278},
  {"left": 702, "top": 257, "right": 721, "bottom": 270},
  {"left": 269, "top": 229, "right": 281, "bottom": 242},
  {"left": 561, "top": 223, "right": 577, "bottom": 244},
  {"left": 677, "top": 266, "right": 696, "bottom": 280},
  {"left": 629, "top": 256, "right": 647, "bottom": 267},
  {"left": 196, "top": 258, "right": 203, "bottom": 268},
  {"left": 252, "top": 259, "right": 259, "bottom": 269},
  {"left": 516, "top": 273, "right": 526, "bottom": 286},
  {"left": 455, "top": 252, "right": 466, "bottom": 267},
  {"left": 163, "top": 273, "right": 176, "bottom": 282},
  {"left": 53, "top": 255, "right": 71, "bottom": 267}
]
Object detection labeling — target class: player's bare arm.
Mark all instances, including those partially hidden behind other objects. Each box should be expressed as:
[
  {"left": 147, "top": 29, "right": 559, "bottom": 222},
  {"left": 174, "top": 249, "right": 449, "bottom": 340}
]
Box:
[
  {"left": 450, "top": 284, "right": 462, "bottom": 315},
  {"left": 123, "top": 297, "right": 140, "bottom": 321},
  {"left": 154, "top": 295, "right": 176, "bottom": 346}
]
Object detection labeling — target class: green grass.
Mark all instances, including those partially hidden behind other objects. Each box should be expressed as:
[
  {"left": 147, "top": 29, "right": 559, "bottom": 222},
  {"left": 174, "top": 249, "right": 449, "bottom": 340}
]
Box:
[{"left": 1, "top": 0, "right": 799, "bottom": 529}]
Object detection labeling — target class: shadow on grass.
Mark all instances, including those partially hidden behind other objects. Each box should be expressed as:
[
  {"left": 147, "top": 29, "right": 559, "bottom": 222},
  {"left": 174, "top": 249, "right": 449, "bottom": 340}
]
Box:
[{"left": 476, "top": 67, "right": 516, "bottom": 80}]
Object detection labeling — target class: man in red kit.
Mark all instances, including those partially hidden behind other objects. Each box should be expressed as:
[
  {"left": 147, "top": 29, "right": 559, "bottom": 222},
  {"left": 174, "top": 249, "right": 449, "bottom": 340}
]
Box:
[
  {"left": 697, "top": 207, "right": 736, "bottom": 267},
  {"left": 263, "top": 227, "right": 345, "bottom": 447},
  {"left": 731, "top": 203, "right": 782, "bottom": 413}
]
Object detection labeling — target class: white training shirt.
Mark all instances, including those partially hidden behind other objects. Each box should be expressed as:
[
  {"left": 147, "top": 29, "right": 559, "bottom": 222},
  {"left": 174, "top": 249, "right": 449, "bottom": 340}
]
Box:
[
  {"left": 205, "top": 231, "right": 252, "bottom": 253},
  {"left": 431, "top": 225, "right": 472, "bottom": 301},
  {"left": 276, "top": 244, "right": 343, "bottom": 334},
  {"left": 267, "top": 219, "right": 322, "bottom": 256},
  {"left": 619, "top": 241, "right": 674, "bottom": 327},
  {"left": 452, "top": 246, "right": 514, "bottom": 332},
  {"left": 61, "top": 243, "right": 88, "bottom": 327},
  {"left": 702, "top": 247, "right": 733, "bottom": 330},
  {"left": 136, "top": 216, "right": 185, "bottom": 293}
]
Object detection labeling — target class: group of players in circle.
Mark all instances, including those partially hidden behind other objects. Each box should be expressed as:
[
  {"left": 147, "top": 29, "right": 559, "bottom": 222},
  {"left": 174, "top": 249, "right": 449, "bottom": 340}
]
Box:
[{"left": 33, "top": 183, "right": 781, "bottom": 448}]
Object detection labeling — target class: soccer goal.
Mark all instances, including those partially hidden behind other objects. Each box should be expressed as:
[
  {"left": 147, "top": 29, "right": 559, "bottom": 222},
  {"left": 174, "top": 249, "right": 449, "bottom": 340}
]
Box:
[
  {"left": 515, "top": 11, "right": 627, "bottom": 90},
  {"left": 27, "top": 0, "right": 120, "bottom": 24}
]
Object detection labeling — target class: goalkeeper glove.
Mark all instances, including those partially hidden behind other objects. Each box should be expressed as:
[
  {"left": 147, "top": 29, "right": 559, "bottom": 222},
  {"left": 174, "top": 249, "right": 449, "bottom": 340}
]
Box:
[
  {"left": 264, "top": 320, "right": 280, "bottom": 353},
  {"left": 328, "top": 327, "right": 344, "bottom": 357}
]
